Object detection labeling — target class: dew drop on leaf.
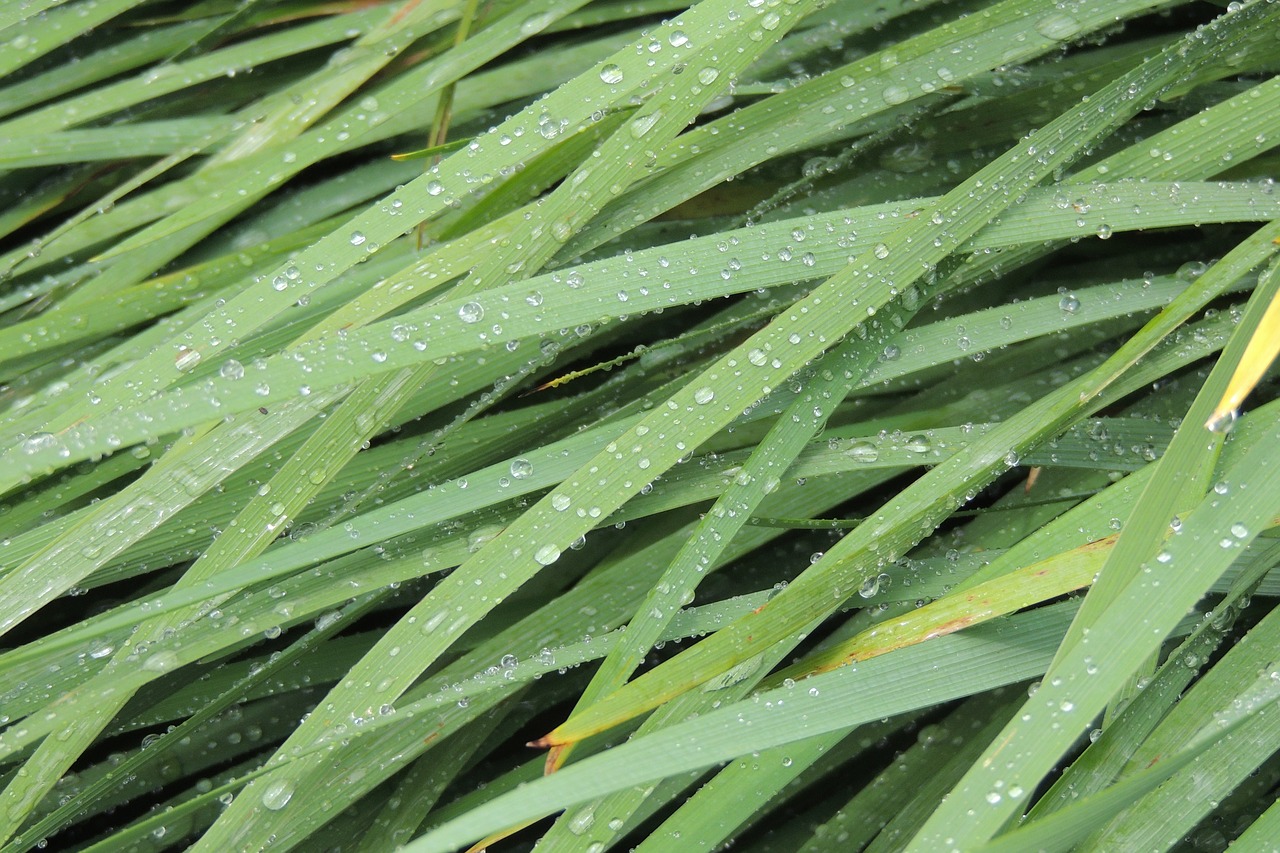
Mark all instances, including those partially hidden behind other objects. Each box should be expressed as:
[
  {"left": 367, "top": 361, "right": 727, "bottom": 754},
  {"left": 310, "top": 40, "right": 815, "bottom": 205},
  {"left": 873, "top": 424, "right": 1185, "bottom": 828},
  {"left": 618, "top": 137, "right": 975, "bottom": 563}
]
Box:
[
  {"left": 629, "top": 111, "right": 662, "bottom": 138},
  {"left": 1035, "top": 12, "right": 1080, "bottom": 40},
  {"left": 260, "top": 779, "right": 295, "bottom": 811},
  {"left": 175, "top": 346, "right": 201, "bottom": 372},
  {"left": 881, "top": 85, "right": 910, "bottom": 105},
  {"left": 904, "top": 434, "right": 932, "bottom": 453},
  {"left": 846, "top": 440, "right": 879, "bottom": 463}
]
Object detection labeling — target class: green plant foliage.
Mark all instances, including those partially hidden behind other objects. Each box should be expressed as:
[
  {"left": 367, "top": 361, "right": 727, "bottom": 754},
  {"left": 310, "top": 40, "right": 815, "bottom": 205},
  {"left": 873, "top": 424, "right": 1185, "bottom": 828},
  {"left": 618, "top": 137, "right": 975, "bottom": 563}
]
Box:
[{"left": 0, "top": 0, "right": 1277, "bottom": 850}]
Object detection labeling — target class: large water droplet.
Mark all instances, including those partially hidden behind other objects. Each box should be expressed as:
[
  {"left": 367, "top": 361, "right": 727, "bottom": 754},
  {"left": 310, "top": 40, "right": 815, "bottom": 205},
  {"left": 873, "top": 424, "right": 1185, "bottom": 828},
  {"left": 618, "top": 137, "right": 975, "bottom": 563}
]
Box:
[
  {"left": 1035, "top": 12, "right": 1081, "bottom": 40},
  {"left": 599, "top": 64, "right": 624, "bottom": 84},
  {"left": 904, "top": 434, "right": 932, "bottom": 454},
  {"left": 534, "top": 544, "right": 561, "bottom": 565},
  {"left": 260, "top": 779, "right": 295, "bottom": 811},
  {"left": 458, "top": 301, "right": 484, "bottom": 323},
  {"left": 881, "top": 85, "right": 910, "bottom": 105},
  {"left": 175, "top": 346, "right": 201, "bottom": 372},
  {"left": 629, "top": 111, "right": 662, "bottom": 138},
  {"left": 701, "top": 654, "right": 765, "bottom": 691},
  {"left": 568, "top": 805, "right": 596, "bottom": 835},
  {"left": 142, "top": 650, "right": 179, "bottom": 673},
  {"left": 846, "top": 440, "right": 879, "bottom": 463},
  {"left": 859, "top": 573, "right": 887, "bottom": 598}
]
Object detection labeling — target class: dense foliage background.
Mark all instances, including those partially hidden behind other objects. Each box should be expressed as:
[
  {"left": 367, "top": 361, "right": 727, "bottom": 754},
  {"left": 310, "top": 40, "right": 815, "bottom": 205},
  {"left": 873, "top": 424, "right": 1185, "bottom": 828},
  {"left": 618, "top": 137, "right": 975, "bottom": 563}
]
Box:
[{"left": 0, "top": 0, "right": 1278, "bottom": 850}]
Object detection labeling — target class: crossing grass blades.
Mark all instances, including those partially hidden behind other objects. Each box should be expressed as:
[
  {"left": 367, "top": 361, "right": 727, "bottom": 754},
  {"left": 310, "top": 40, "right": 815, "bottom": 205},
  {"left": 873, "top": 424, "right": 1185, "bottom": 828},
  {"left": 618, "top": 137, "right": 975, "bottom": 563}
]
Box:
[{"left": 0, "top": 0, "right": 1278, "bottom": 850}]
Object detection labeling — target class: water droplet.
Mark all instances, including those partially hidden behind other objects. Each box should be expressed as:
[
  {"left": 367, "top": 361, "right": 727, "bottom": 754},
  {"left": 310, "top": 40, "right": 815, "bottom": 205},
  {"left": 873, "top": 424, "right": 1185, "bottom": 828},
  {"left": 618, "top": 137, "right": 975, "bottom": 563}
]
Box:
[
  {"left": 904, "top": 434, "right": 932, "bottom": 453},
  {"left": 175, "top": 346, "right": 201, "bottom": 372},
  {"left": 260, "top": 779, "right": 295, "bottom": 811},
  {"left": 467, "top": 525, "right": 502, "bottom": 553},
  {"left": 599, "top": 64, "right": 623, "bottom": 84},
  {"left": 873, "top": 243, "right": 890, "bottom": 259},
  {"left": 534, "top": 544, "right": 561, "bottom": 565},
  {"left": 349, "top": 231, "right": 366, "bottom": 246},
  {"left": 21, "top": 432, "right": 57, "bottom": 455},
  {"left": 1059, "top": 294, "right": 1080, "bottom": 314},
  {"left": 1177, "top": 260, "right": 1210, "bottom": 282},
  {"left": 1205, "top": 409, "right": 1237, "bottom": 434},
  {"left": 845, "top": 441, "right": 879, "bottom": 463},
  {"left": 1230, "top": 522, "right": 1250, "bottom": 539},
  {"left": 747, "top": 348, "right": 768, "bottom": 366},
  {"left": 668, "top": 30, "right": 689, "bottom": 47},
  {"left": 551, "top": 494, "right": 571, "bottom": 511},
  {"left": 510, "top": 458, "right": 533, "bottom": 479},
  {"left": 142, "top": 651, "right": 178, "bottom": 673},
  {"left": 520, "top": 11, "right": 555, "bottom": 34},
  {"left": 697, "top": 67, "right": 720, "bottom": 85},
  {"left": 568, "top": 805, "right": 596, "bottom": 835},
  {"left": 458, "top": 301, "right": 484, "bottom": 323},
  {"left": 1035, "top": 12, "right": 1081, "bottom": 40},
  {"left": 629, "top": 111, "right": 662, "bottom": 138},
  {"left": 701, "top": 654, "right": 765, "bottom": 691},
  {"left": 693, "top": 387, "right": 715, "bottom": 405},
  {"left": 881, "top": 85, "right": 910, "bottom": 105}
]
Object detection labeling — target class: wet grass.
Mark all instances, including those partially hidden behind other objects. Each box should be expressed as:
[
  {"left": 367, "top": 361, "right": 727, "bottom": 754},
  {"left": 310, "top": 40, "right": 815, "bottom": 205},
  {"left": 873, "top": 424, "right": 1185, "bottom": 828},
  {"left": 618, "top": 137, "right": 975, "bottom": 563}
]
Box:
[{"left": 0, "top": 1, "right": 1278, "bottom": 850}]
